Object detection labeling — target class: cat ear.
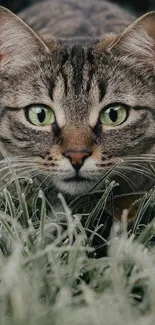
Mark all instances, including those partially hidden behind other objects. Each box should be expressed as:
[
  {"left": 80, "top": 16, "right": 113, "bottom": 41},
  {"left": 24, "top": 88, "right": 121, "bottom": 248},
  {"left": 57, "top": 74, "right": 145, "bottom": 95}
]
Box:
[
  {"left": 111, "top": 12, "right": 155, "bottom": 62},
  {"left": 0, "top": 6, "right": 50, "bottom": 70}
]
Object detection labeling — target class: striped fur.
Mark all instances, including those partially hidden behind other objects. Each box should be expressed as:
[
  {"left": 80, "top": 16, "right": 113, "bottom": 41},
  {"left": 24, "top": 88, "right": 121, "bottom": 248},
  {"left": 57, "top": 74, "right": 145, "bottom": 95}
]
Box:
[{"left": 0, "top": 2, "right": 155, "bottom": 195}]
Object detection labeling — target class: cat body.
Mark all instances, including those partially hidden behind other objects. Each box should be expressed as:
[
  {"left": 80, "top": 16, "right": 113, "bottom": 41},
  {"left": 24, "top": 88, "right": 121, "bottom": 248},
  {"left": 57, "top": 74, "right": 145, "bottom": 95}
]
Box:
[
  {"left": 19, "top": 0, "right": 135, "bottom": 37},
  {"left": 0, "top": 1, "right": 155, "bottom": 195}
]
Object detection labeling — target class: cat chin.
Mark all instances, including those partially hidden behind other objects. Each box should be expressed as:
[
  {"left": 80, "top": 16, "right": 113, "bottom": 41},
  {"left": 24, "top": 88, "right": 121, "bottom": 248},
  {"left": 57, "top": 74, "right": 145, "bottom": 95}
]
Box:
[{"left": 54, "top": 179, "right": 96, "bottom": 196}]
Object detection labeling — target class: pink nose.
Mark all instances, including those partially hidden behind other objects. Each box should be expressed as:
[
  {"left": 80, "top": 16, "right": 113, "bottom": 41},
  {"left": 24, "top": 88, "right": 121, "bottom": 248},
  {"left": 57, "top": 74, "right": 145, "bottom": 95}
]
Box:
[{"left": 64, "top": 150, "right": 92, "bottom": 171}]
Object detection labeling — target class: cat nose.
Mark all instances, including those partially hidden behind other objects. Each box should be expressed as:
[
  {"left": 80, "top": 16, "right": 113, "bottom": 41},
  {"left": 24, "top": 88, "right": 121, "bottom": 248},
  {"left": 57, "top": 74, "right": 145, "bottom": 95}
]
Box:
[{"left": 64, "top": 150, "right": 92, "bottom": 171}]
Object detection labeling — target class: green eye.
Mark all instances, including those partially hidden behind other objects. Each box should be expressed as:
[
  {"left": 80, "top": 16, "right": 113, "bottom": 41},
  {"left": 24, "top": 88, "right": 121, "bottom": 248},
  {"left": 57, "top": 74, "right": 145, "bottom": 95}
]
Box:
[
  {"left": 28, "top": 105, "right": 55, "bottom": 126},
  {"left": 100, "top": 105, "right": 127, "bottom": 126}
]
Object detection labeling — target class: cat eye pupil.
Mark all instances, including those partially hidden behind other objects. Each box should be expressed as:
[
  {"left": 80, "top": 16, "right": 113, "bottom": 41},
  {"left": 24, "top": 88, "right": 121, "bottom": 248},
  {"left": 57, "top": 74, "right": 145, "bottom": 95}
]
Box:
[
  {"left": 109, "top": 108, "right": 117, "bottom": 123},
  {"left": 100, "top": 105, "right": 127, "bottom": 126},
  {"left": 27, "top": 105, "right": 55, "bottom": 126},
  {"left": 38, "top": 108, "right": 46, "bottom": 123}
]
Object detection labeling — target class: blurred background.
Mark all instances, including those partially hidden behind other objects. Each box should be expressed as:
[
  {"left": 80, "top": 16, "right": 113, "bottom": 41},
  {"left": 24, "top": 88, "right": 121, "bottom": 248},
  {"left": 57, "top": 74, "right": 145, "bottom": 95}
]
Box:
[{"left": 1, "top": 0, "right": 155, "bottom": 16}]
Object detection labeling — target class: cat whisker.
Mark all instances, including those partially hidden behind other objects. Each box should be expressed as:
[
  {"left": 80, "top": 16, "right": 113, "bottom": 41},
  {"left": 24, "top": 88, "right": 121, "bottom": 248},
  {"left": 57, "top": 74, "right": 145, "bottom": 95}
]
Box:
[
  {"left": 31, "top": 172, "right": 53, "bottom": 196},
  {"left": 123, "top": 163, "right": 155, "bottom": 175},
  {"left": 118, "top": 165, "right": 155, "bottom": 181},
  {"left": 0, "top": 162, "right": 35, "bottom": 178},
  {"left": 123, "top": 154, "right": 155, "bottom": 162},
  {"left": 87, "top": 164, "right": 118, "bottom": 192},
  {"left": 0, "top": 166, "right": 37, "bottom": 182},
  {"left": 0, "top": 161, "right": 34, "bottom": 170},
  {"left": 0, "top": 158, "right": 35, "bottom": 170},
  {"left": 121, "top": 159, "right": 155, "bottom": 174},
  {"left": 0, "top": 167, "right": 39, "bottom": 192},
  {"left": 112, "top": 170, "right": 139, "bottom": 193},
  {"left": 41, "top": 177, "right": 55, "bottom": 192}
]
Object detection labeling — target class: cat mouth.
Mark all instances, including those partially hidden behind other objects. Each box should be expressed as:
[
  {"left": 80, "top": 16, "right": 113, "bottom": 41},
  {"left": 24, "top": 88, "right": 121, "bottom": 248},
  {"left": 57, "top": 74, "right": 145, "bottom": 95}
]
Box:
[
  {"left": 54, "top": 175, "right": 95, "bottom": 195},
  {"left": 63, "top": 175, "right": 90, "bottom": 183}
]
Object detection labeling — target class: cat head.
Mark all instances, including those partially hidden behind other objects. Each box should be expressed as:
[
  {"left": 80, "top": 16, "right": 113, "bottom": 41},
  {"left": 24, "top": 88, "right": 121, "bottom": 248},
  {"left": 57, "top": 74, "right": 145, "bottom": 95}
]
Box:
[{"left": 0, "top": 6, "right": 155, "bottom": 195}]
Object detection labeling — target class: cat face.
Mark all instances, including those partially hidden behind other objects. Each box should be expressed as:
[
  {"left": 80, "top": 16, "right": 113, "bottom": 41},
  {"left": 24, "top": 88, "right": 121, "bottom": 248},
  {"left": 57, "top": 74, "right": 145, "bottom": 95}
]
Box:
[{"left": 0, "top": 7, "right": 155, "bottom": 195}]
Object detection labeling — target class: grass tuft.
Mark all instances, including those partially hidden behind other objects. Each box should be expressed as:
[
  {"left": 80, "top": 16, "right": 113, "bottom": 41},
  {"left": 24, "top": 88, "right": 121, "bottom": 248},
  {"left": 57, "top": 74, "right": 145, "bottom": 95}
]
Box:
[{"left": 0, "top": 156, "right": 154, "bottom": 325}]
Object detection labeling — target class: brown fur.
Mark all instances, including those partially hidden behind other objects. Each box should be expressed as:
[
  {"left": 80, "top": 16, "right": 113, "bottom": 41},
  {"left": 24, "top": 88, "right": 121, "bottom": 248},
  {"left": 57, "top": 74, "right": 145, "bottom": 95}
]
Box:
[{"left": 0, "top": 1, "right": 155, "bottom": 195}]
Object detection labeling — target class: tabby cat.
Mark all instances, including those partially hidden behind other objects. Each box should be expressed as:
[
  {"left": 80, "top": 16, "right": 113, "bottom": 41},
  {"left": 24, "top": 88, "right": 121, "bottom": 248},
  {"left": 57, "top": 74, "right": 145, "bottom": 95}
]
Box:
[{"left": 0, "top": 0, "right": 155, "bottom": 196}]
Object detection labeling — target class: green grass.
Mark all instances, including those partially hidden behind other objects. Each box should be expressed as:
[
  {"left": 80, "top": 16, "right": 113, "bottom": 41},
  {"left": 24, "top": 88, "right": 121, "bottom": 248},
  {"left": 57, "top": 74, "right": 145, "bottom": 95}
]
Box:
[{"left": 0, "top": 158, "right": 155, "bottom": 325}]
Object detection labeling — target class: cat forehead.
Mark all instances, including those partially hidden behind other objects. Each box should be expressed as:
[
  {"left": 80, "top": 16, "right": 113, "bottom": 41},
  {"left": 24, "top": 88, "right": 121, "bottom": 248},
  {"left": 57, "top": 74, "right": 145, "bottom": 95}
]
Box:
[
  {"left": 2, "top": 38, "right": 155, "bottom": 111},
  {"left": 56, "top": 42, "right": 95, "bottom": 68}
]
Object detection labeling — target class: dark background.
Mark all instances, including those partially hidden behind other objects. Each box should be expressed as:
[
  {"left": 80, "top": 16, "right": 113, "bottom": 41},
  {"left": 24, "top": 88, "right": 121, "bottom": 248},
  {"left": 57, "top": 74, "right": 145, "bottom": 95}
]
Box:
[{"left": 1, "top": 0, "right": 155, "bottom": 15}]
